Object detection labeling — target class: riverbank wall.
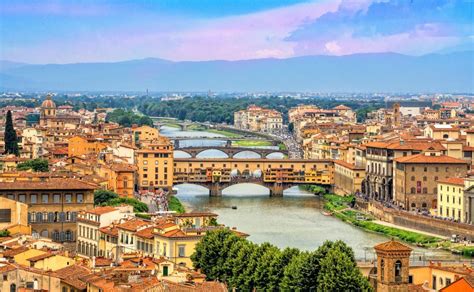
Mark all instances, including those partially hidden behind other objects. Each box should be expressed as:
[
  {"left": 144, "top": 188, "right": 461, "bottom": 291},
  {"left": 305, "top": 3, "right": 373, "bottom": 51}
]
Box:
[{"left": 357, "top": 200, "right": 474, "bottom": 240}]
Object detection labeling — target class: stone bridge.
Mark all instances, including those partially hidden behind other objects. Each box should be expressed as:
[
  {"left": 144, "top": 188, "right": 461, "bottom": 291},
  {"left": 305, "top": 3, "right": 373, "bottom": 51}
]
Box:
[
  {"left": 174, "top": 146, "right": 288, "bottom": 159},
  {"left": 176, "top": 177, "right": 299, "bottom": 197},
  {"left": 173, "top": 158, "right": 334, "bottom": 196}
]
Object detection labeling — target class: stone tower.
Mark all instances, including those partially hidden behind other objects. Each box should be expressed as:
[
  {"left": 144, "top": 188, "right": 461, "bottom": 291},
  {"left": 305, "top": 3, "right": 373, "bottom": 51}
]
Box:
[
  {"left": 393, "top": 103, "right": 401, "bottom": 127},
  {"left": 40, "top": 94, "right": 56, "bottom": 126},
  {"left": 374, "top": 239, "right": 412, "bottom": 292}
]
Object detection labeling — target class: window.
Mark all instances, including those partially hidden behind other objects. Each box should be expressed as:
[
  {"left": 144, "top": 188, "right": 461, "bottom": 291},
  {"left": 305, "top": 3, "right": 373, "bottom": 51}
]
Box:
[
  {"left": 18, "top": 194, "right": 26, "bottom": 203},
  {"left": 7, "top": 194, "right": 14, "bottom": 200},
  {"left": 0, "top": 209, "right": 11, "bottom": 223},
  {"left": 380, "top": 259, "right": 385, "bottom": 281},
  {"left": 422, "top": 188, "right": 427, "bottom": 194},
  {"left": 178, "top": 245, "right": 185, "bottom": 257},
  {"left": 77, "top": 194, "right": 83, "bottom": 203},
  {"left": 411, "top": 187, "right": 416, "bottom": 194},
  {"left": 53, "top": 194, "right": 60, "bottom": 203},
  {"left": 65, "top": 194, "right": 72, "bottom": 203},
  {"left": 423, "top": 176, "right": 427, "bottom": 181},
  {"left": 411, "top": 176, "right": 415, "bottom": 181},
  {"left": 42, "top": 194, "right": 49, "bottom": 203},
  {"left": 424, "top": 167, "right": 427, "bottom": 172},
  {"left": 395, "top": 260, "right": 402, "bottom": 283},
  {"left": 30, "top": 194, "right": 37, "bottom": 203}
]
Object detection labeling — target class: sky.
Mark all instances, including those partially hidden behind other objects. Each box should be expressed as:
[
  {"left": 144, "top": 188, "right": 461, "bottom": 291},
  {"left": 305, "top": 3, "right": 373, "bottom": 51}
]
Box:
[{"left": 0, "top": 0, "right": 472, "bottom": 64}]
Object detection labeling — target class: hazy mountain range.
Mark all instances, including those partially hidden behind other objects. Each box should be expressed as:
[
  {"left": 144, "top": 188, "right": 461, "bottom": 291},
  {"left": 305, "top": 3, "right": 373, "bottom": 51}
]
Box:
[{"left": 0, "top": 51, "right": 472, "bottom": 93}]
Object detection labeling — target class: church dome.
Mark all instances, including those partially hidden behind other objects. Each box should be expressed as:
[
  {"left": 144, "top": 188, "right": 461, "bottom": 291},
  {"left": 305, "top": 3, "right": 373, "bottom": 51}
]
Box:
[{"left": 41, "top": 94, "right": 56, "bottom": 109}]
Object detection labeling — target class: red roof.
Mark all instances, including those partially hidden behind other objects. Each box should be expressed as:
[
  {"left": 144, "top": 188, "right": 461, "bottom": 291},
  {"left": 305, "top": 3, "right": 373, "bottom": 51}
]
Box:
[
  {"left": 394, "top": 154, "right": 468, "bottom": 164},
  {"left": 437, "top": 177, "right": 465, "bottom": 186},
  {"left": 374, "top": 240, "right": 412, "bottom": 252},
  {"left": 86, "top": 206, "right": 117, "bottom": 215}
]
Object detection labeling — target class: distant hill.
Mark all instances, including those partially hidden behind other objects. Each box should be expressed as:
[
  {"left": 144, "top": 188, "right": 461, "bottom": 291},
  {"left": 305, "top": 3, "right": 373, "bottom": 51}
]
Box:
[{"left": 0, "top": 52, "right": 472, "bottom": 93}]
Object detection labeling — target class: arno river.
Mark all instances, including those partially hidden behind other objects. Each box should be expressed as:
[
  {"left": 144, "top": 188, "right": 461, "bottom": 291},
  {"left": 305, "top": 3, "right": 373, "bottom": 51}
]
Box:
[{"left": 161, "top": 126, "right": 455, "bottom": 261}]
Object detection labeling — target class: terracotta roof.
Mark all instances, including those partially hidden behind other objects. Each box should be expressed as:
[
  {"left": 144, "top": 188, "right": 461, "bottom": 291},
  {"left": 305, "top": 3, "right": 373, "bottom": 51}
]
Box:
[
  {"left": 135, "top": 226, "right": 155, "bottom": 239},
  {"left": 394, "top": 154, "right": 468, "bottom": 164},
  {"left": 94, "top": 257, "right": 113, "bottom": 267},
  {"left": 374, "top": 240, "right": 412, "bottom": 252},
  {"left": 0, "top": 178, "right": 97, "bottom": 190},
  {"left": 86, "top": 206, "right": 117, "bottom": 215},
  {"left": 437, "top": 177, "right": 465, "bottom": 186},
  {"left": 365, "top": 140, "right": 445, "bottom": 151},
  {"left": 2, "top": 246, "right": 29, "bottom": 258},
  {"left": 163, "top": 280, "right": 227, "bottom": 292},
  {"left": 116, "top": 218, "right": 150, "bottom": 232},
  {"left": 334, "top": 160, "right": 364, "bottom": 170},
  {"left": 26, "top": 252, "right": 55, "bottom": 262},
  {"left": 54, "top": 264, "right": 91, "bottom": 290},
  {"left": 99, "top": 226, "right": 118, "bottom": 237},
  {"left": 333, "top": 105, "right": 352, "bottom": 110},
  {"left": 0, "top": 262, "right": 17, "bottom": 273}
]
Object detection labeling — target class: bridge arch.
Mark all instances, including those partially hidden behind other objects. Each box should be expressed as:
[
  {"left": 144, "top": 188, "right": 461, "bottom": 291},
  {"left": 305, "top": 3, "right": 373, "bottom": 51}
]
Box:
[
  {"left": 195, "top": 149, "right": 229, "bottom": 159},
  {"left": 233, "top": 150, "right": 262, "bottom": 159},
  {"left": 265, "top": 152, "right": 285, "bottom": 159},
  {"left": 173, "top": 150, "right": 192, "bottom": 158}
]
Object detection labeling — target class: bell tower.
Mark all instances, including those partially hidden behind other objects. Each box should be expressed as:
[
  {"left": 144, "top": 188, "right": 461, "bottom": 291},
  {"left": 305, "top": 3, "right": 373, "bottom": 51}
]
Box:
[
  {"left": 40, "top": 94, "right": 57, "bottom": 126},
  {"left": 374, "top": 240, "right": 412, "bottom": 292}
]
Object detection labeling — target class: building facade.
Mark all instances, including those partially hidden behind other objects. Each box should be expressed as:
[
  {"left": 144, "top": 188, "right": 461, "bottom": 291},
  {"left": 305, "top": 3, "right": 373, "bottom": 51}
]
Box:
[
  {"left": 0, "top": 178, "right": 95, "bottom": 242},
  {"left": 393, "top": 152, "right": 469, "bottom": 211}
]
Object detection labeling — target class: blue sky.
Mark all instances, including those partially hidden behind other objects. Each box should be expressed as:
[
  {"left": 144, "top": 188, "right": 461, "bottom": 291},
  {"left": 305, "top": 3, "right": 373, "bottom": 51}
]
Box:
[{"left": 0, "top": 0, "right": 472, "bottom": 63}]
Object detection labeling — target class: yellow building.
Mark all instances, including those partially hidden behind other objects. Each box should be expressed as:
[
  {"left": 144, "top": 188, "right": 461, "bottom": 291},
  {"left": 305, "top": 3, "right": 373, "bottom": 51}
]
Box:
[
  {"left": 334, "top": 160, "right": 365, "bottom": 196},
  {"left": 96, "top": 162, "right": 136, "bottom": 197},
  {"left": 0, "top": 196, "right": 30, "bottom": 236},
  {"left": 26, "top": 252, "right": 74, "bottom": 271},
  {"left": 152, "top": 222, "right": 203, "bottom": 267},
  {"left": 424, "top": 124, "right": 460, "bottom": 140},
  {"left": 136, "top": 136, "right": 174, "bottom": 191},
  {"left": 13, "top": 248, "right": 47, "bottom": 266},
  {"left": 409, "top": 263, "right": 474, "bottom": 291},
  {"left": 437, "top": 177, "right": 466, "bottom": 222},
  {"left": 68, "top": 135, "right": 108, "bottom": 157},
  {"left": 133, "top": 125, "right": 160, "bottom": 146}
]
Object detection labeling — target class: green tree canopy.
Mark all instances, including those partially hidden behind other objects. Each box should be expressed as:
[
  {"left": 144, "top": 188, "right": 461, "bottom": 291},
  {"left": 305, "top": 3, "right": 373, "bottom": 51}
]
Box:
[
  {"left": 4, "top": 110, "right": 19, "bottom": 156},
  {"left": 94, "top": 190, "right": 119, "bottom": 205},
  {"left": 317, "top": 245, "right": 372, "bottom": 291},
  {"left": 17, "top": 159, "right": 49, "bottom": 172}
]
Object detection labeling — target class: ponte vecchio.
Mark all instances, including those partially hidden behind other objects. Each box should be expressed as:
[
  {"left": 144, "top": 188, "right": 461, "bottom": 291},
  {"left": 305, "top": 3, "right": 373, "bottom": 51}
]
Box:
[{"left": 173, "top": 158, "right": 334, "bottom": 196}]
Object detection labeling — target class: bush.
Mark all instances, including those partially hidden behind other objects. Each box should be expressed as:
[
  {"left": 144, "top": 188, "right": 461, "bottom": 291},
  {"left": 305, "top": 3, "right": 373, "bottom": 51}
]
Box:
[
  {"left": 94, "top": 190, "right": 119, "bottom": 205},
  {"left": 17, "top": 159, "right": 49, "bottom": 172}
]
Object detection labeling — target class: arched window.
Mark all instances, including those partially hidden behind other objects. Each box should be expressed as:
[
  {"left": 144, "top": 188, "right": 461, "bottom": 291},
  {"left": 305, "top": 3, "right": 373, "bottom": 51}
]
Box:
[
  {"left": 40, "top": 229, "right": 48, "bottom": 238},
  {"left": 380, "top": 259, "right": 385, "bottom": 281},
  {"left": 10, "top": 283, "right": 16, "bottom": 292},
  {"left": 395, "top": 260, "right": 402, "bottom": 282},
  {"left": 410, "top": 187, "right": 416, "bottom": 194},
  {"left": 411, "top": 203, "right": 416, "bottom": 208},
  {"left": 443, "top": 134, "right": 449, "bottom": 139},
  {"left": 422, "top": 202, "right": 427, "bottom": 208}
]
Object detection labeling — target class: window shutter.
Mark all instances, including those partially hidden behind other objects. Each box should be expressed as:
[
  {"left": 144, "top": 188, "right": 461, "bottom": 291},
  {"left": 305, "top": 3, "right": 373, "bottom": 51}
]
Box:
[{"left": 59, "top": 212, "right": 65, "bottom": 222}]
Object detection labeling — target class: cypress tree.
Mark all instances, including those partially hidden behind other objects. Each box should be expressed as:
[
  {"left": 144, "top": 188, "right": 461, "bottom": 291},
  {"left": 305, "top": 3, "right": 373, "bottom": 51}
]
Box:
[{"left": 4, "top": 110, "right": 19, "bottom": 156}]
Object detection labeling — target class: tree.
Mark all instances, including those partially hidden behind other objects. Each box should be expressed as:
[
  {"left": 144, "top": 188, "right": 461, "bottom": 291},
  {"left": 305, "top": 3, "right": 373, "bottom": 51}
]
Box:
[
  {"left": 229, "top": 242, "right": 257, "bottom": 289},
  {"left": 288, "top": 122, "right": 294, "bottom": 133},
  {"left": 94, "top": 190, "right": 119, "bottom": 205},
  {"left": 317, "top": 247, "right": 372, "bottom": 291},
  {"left": 253, "top": 243, "right": 281, "bottom": 290},
  {"left": 191, "top": 229, "right": 243, "bottom": 281},
  {"left": 17, "top": 159, "right": 49, "bottom": 172},
  {"left": 4, "top": 110, "right": 19, "bottom": 156},
  {"left": 266, "top": 247, "right": 300, "bottom": 291}
]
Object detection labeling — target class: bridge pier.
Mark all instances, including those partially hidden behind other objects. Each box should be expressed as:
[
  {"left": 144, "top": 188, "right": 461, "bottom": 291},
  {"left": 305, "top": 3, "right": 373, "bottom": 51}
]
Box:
[
  {"left": 209, "top": 184, "right": 222, "bottom": 197},
  {"left": 269, "top": 183, "right": 284, "bottom": 197}
]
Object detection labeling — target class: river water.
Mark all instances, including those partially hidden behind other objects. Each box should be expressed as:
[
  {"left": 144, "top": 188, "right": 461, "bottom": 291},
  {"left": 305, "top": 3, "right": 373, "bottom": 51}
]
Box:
[{"left": 161, "top": 126, "right": 456, "bottom": 261}]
